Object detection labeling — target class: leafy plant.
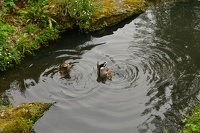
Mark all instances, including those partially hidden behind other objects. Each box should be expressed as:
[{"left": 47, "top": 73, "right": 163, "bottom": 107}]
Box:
[
  {"left": 18, "top": 0, "right": 57, "bottom": 28},
  {"left": 27, "top": 119, "right": 34, "bottom": 125},
  {"left": 68, "top": 0, "right": 93, "bottom": 20},
  {"left": 181, "top": 104, "right": 200, "bottom": 133},
  {"left": 2, "top": 0, "right": 16, "bottom": 14},
  {"left": 54, "top": 0, "right": 101, "bottom": 29},
  {"left": 0, "top": 45, "right": 22, "bottom": 71},
  {"left": 163, "top": 127, "right": 168, "bottom": 133},
  {"left": 0, "top": 20, "right": 22, "bottom": 71},
  {"left": 23, "top": 23, "right": 39, "bottom": 34},
  {"left": 35, "top": 27, "right": 59, "bottom": 45},
  {"left": 69, "top": 0, "right": 101, "bottom": 29}
]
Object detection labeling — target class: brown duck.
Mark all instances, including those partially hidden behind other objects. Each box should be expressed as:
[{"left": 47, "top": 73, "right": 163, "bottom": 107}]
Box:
[
  {"left": 59, "top": 60, "right": 70, "bottom": 78},
  {"left": 97, "top": 61, "right": 112, "bottom": 79}
]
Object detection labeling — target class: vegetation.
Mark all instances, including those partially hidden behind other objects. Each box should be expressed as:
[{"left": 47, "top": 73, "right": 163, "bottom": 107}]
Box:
[
  {"left": 0, "top": 102, "right": 54, "bottom": 132},
  {"left": 0, "top": 0, "right": 147, "bottom": 71},
  {"left": 181, "top": 103, "right": 200, "bottom": 133},
  {"left": 0, "top": 0, "right": 101, "bottom": 71}
]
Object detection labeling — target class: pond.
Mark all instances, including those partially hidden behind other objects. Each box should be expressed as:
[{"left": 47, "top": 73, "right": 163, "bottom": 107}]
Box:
[{"left": 1, "top": 1, "right": 200, "bottom": 133}]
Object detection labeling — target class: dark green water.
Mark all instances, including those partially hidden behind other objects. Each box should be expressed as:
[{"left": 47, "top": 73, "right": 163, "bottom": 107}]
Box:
[{"left": 1, "top": 1, "right": 200, "bottom": 133}]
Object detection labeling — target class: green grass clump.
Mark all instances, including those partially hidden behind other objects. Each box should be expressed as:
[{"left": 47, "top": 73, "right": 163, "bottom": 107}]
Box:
[
  {"left": 35, "top": 27, "right": 59, "bottom": 45},
  {"left": 181, "top": 104, "right": 200, "bottom": 133},
  {"left": 67, "top": 0, "right": 101, "bottom": 29},
  {"left": 53, "top": 0, "right": 101, "bottom": 29},
  {"left": 0, "top": 21, "right": 22, "bottom": 71},
  {"left": 17, "top": 0, "right": 57, "bottom": 28}
]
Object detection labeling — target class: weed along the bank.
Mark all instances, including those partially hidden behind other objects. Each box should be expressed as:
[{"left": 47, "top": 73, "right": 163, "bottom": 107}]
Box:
[
  {"left": 0, "top": 0, "right": 147, "bottom": 71},
  {"left": 181, "top": 103, "right": 200, "bottom": 133}
]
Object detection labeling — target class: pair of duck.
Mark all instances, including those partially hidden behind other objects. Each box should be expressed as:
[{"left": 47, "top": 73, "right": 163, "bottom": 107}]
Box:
[{"left": 59, "top": 60, "right": 112, "bottom": 79}]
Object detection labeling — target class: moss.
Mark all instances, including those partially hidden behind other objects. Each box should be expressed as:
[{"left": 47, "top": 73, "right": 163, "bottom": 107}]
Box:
[
  {"left": 94, "top": 0, "right": 114, "bottom": 15},
  {"left": 89, "top": 0, "right": 147, "bottom": 31},
  {"left": 0, "top": 102, "right": 54, "bottom": 133}
]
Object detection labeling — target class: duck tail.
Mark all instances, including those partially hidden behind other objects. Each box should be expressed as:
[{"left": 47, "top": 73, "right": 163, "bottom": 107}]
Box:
[{"left": 97, "top": 61, "right": 100, "bottom": 75}]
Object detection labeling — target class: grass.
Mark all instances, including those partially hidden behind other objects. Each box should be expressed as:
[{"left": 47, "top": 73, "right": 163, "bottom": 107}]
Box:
[
  {"left": 181, "top": 103, "right": 200, "bottom": 133},
  {"left": 0, "top": 21, "right": 22, "bottom": 70}
]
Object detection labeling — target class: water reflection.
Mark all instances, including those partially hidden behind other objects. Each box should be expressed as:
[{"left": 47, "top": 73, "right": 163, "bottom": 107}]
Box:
[{"left": 137, "top": 1, "right": 200, "bottom": 132}]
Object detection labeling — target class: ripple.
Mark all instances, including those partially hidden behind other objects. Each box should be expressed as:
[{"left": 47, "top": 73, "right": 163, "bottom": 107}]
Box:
[
  {"left": 110, "top": 62, "right": 139, "bottom": 89},
  {"left": 38, "top": 61, "right": 98, "bottom": 99}
]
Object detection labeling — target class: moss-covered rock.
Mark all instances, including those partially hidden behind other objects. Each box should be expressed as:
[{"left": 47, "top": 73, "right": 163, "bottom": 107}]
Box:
[
  {"left": 0, "top": 102, "right": 54, "bottom": 133},
  {"left": 89, "top": 0, "right": 147, "bottom": 31}
]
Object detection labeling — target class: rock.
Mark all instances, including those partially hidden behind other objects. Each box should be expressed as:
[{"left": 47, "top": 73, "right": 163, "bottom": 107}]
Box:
[
  {"left": 0, "top": 102, "right": 54, "bottom": 133},
  {"left": 89, "top": 0, "right": 147, "bottom": 31}
]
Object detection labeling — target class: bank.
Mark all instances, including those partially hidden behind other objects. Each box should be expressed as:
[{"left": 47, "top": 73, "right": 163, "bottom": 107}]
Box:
[{"left": 0, "top": 0, "right": 147, "bottom": 71}]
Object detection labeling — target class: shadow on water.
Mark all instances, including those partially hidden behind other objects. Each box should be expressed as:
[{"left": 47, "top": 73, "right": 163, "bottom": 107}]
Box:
[
  {"left": 91, "top": 14, "right": 141, "bottom": 37},
  {"left": 1, "top": 1, "right": 200, "bottom": 133}
]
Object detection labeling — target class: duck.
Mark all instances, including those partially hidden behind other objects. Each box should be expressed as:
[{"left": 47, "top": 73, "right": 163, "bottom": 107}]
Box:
[
  {"left": 59, "top": 60, "right": 70, "bottom": 78},
  {"left": 97, "top": 61, "right": 112, "bottom": 79}
]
